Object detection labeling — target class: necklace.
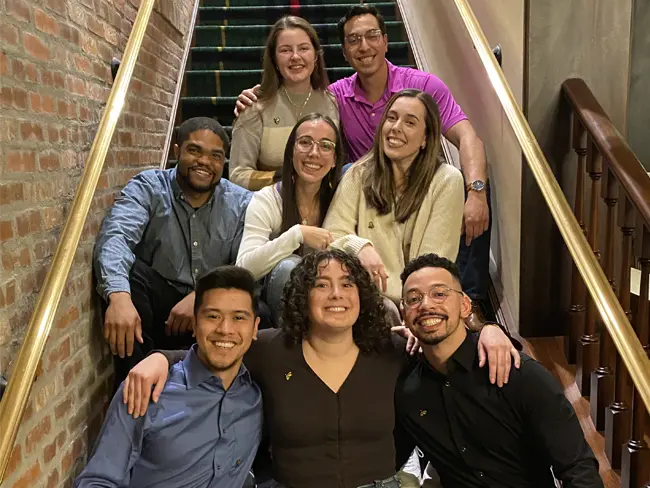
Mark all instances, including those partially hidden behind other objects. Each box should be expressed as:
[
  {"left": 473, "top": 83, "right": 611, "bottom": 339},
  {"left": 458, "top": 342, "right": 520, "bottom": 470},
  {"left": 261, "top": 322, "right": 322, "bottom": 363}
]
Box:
[
  {"left": 283, "top": 85, "right": 313, "bottom": 118},
  {"left": 298, "top": 198, "right": 318, "bottom": 225}
]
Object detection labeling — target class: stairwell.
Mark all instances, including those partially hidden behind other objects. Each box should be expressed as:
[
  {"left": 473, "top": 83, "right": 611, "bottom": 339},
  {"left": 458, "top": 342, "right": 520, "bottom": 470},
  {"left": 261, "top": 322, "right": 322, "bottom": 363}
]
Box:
[{"left": 169, "top": 0, "right": 412, "bottom": 174}]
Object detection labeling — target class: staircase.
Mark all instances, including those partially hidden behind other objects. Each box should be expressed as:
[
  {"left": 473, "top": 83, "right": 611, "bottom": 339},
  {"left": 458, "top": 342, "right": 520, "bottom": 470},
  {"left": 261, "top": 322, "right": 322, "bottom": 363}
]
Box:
[{"left": 168, "top": 0, "right": 412, "bottom": 175}]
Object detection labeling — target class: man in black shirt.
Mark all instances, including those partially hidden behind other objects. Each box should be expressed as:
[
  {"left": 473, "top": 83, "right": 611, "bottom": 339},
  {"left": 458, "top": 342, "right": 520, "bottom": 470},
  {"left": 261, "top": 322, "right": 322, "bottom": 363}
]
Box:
[{"left": 395, "top": 254, "right": 603, "bottom": 488}]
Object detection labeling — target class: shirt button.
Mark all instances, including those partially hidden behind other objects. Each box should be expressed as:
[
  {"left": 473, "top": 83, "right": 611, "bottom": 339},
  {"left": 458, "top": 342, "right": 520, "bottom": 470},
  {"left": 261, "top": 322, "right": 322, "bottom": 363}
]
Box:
[
  {"left": 194, "top": 268, "right": 199, "bottom": 274},
  {"left": 193, "top": 241, "right": 198, "bottom": 247},
  {"left": 192, "top": 214, "right": 196, "bottom": 219},
  {"left": 478, "top": 472, "right": 484, "bottom": 478},
  {"left": 461, "top": 447, "right": 467, "bottom": 453},
  {"left": 444, "top": 381, "right": 451, "bottom": 387},
  {"left": 235, "top": 459, "right": 242, "bottom": 466},
  {"left": 371, "top": 112, "right": 375, "bottom": 116},
  {"left": 217, "top": 465, "right": 221, "bottom": 470},
  {"left": 222, "top": 428, "right": 226, "bottom": 433}
]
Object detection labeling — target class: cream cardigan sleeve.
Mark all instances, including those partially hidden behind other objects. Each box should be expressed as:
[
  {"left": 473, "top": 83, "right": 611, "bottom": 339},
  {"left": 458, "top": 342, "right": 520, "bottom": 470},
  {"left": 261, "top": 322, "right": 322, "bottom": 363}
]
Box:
[
  {"left": 229, "top": 105, "right": 276, "bottom": 191},
  {"left": 414, "top": 163, "right": 465, "bottom": 261},
  {"left": 236, "top": 186, "right": 303, "bottom": 280},
  {"left": 323, "top": 166, "right": 372, "bottom": 255}
]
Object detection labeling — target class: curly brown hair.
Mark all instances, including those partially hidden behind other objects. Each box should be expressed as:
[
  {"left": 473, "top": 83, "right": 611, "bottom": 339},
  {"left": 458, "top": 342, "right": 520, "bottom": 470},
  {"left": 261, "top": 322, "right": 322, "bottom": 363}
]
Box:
[{"left": 281, "top": 249, "right": 392, "bottom": 354}]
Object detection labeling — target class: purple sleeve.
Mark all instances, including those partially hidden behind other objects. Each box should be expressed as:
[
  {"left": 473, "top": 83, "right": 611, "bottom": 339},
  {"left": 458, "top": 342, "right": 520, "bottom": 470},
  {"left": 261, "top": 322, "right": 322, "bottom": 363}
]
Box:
[{"left": 422, "top": 75, "right": 467, "bottom": 134}]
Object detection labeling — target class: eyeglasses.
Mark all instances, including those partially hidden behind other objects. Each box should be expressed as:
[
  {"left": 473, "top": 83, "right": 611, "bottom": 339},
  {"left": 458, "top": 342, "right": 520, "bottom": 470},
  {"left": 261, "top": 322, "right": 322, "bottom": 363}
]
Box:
[
  {"left": 401, "top": 285, "right": 464, "bottom": 309},
  {"left": 295, "top": 136, "right": 336, "bottom": 154},
  {"left": 344, "top": 29, "right": 384, "bottom": 47}
]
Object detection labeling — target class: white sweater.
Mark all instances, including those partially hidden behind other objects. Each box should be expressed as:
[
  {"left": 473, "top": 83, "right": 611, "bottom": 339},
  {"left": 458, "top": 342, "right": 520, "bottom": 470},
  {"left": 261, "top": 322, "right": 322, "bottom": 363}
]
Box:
[{"left": 236, "top": 185, "right": 303, "bottom": 280}]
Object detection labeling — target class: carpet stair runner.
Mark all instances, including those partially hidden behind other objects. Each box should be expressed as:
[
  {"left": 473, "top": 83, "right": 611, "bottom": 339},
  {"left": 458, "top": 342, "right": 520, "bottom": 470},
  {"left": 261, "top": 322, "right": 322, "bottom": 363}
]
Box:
[{"left": 169, "top": 0, "right": 412, "bottom": 176}]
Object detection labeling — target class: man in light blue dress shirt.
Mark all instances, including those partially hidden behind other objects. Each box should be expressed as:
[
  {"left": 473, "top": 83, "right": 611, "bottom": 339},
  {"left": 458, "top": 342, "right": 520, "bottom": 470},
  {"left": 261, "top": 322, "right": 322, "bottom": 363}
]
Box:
[
  {"left": 93, "top": 117, "right": 254, "bottom": 385},
  {"left": 75, "top": 266, "right": 263, "bottom": 488}
]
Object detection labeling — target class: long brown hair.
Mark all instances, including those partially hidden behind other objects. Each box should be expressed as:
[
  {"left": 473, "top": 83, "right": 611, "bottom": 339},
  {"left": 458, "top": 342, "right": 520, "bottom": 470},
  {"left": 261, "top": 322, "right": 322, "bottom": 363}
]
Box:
[
  {"left": 280, "top": 113, "right": 345, "bottom": 234},
  {"left": 361, "top": 89, "right": 443, "bottom": 223},
  {"left": 258, "top": 16, "right": 330, "bottom": 101}
]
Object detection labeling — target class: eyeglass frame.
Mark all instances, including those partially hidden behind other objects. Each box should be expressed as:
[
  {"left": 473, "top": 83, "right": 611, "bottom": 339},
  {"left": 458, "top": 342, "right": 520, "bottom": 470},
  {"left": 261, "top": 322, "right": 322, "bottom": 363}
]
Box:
[
  {"left": 294, "top": 136, "right": 337, "bottom": 154},
  {"left": 343, "top": 28, "right": 385, "bottom": 48},
  {"left": 400, "top": 284, "right": 465, "bottom": 309}
]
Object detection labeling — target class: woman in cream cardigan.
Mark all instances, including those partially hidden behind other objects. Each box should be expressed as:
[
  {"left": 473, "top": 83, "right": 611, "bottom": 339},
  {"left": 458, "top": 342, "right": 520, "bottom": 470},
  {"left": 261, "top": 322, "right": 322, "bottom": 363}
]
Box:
[
  {"left": 323, "top": 89, "right": 465, "bottom": 304},
  {"left": 236, "top": 113, "right": 344, "bottom": 324},
  {"left": 229, "top": 15, "right": 339, "bottom": 191}
]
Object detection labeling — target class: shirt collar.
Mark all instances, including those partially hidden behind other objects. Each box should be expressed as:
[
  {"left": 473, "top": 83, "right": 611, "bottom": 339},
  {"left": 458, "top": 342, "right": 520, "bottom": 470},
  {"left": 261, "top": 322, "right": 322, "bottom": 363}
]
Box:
[
  {"left": 182, "top": 344, "right": 252, "bottom": 390},
  {"left": 420, "top": 330, "right": 478, "bottom": 377},
  {"left": 170, "top": 167, "right": 220, "bottom": 207},
  {"left": 343, "top": 60, "right": 402, "bottom": 101}
]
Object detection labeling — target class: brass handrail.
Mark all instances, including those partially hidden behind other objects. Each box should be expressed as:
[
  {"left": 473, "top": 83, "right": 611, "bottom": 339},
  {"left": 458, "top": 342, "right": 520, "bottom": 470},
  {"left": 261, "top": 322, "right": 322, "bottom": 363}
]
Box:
[
  {"left": 0, "top": 0, "right": 156, "bottom": 480},
  {"left": 451, "top": 0, "right": 650, "bottom": 413}
]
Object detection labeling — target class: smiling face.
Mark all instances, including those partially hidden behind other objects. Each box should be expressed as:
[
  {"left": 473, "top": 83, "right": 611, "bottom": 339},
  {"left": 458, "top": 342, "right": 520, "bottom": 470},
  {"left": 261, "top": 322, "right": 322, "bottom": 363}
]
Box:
[
  {"left": 401, "top": 266, "right": 472, "bottom": 346},
  {"left": 174, "top": 129, "right": 226, "bottom": 193},
  {"left": 292, "top": 118, "right": 337, "bottom": 185},
  {"left": 275, "top": 28, "right": 316, "bottom": 89},
  {"left": 342, "top": 14, "right": 388, "bottom": 78},
  {"left": 194, "top": 288, "right": 259, "bottom": 376},
  {"left": 381, "top": 95, "right": 428, "bottom": 166},
  {"left": 308, "top": 258, "right": 361, "bottom": 334}
]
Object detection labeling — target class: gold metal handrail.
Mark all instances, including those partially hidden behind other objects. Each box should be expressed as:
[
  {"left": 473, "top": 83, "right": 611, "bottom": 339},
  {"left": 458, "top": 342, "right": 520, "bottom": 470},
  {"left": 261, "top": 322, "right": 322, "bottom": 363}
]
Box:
[
  {"left": 451, "top": 0, "right": 650, "bottom": 412},
  {"left": 0, "top": 0, "right": 156, "bottom": 480}
]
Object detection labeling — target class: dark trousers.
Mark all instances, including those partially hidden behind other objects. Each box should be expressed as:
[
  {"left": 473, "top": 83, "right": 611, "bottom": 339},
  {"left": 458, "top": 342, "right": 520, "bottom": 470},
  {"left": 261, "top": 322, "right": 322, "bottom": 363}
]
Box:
[
  {"left": 456, "top": 183, "right": 492, "bottom": 310},
  {"left": 110, "top": 259, "right": 274, "bottom": 387}
]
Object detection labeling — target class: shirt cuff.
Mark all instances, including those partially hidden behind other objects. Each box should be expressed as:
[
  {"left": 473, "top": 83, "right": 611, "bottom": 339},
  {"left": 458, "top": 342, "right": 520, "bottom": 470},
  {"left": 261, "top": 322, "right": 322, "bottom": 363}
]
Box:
[{"left": 102, "top": 280, "right": 131, "bottom": 302}]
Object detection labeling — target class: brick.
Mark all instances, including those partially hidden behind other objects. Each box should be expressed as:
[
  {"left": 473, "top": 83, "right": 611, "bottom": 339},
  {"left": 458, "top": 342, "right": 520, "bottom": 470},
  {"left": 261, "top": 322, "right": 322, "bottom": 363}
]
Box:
[
  {"left": 0, "top": 52, "right": 7, "bottom": 76},
  {"left": 44, "top": 439, "right": 57, "bottom": 464},
  {"left": 35, "top": 9, "right": 60, "bottom": 36},
  {"left": 5, "top": 445, "right": 22, "bottom": 478},
  {"left": 46, "top": 468, "right": 59, "bottom": 488},
  {"left": 56, "top": 305, "right": 80, "bottom": 330},
  {"left": 0, "top": 23, "right": 19, "bottom": 45},
  {"left": 43, "top": 206, "right": 64, "bottom": 230},
  {"left": 0, "top": 220, "right": 14, "bottom": 241},
  {"left": 7, "top": 150, "right": 36, "bottom": 172},
  {"left": 20, "top": 122, "right": 45, "bottom": 141},
  {"left": 12, "top": 462, "right": 41, "bottom": 488},
  {"left": 7, "top": 0, "right": 31, "bottom": 22},
  {"left": 24, "top": 33, "right": 50, "bottom": 61},
  {"left": 54, "top": 394, "right": 73, "bottom": 420},
  {"left": 16, "top": 209, "right": 43, "bottom": 237},
  {"left": 39, "top": 151, "right": 61, "bottom": 171},
  {"left": 26, "top": 416, "right": 52, "bottom": 454},
  {"left": 0, "top": 279, "right": 17, "bottom": 307},
  {"left": 63, "top": 358, "right": 83, "bottom": 387},
  {"left": 0, "top": 182, "right": 24, "bottom": 205},
  {"left": 45, "top": 0, "right": 67, "bottom": 16}
]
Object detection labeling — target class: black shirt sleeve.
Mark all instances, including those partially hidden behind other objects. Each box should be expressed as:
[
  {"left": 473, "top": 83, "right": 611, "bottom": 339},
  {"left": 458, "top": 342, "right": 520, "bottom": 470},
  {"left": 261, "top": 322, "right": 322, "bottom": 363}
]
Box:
[
  {"left": 519, "top": 359, "right": 603, "bottom": 488},
  {"left": 153, "top": 349, "right": 187, "bottom": 369}
]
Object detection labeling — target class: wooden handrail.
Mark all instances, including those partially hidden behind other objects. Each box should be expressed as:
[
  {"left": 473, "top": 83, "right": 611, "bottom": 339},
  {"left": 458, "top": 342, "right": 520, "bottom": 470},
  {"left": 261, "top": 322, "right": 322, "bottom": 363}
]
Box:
[{"left": 562, "top": 78, "right": 650, "bottom": 226}]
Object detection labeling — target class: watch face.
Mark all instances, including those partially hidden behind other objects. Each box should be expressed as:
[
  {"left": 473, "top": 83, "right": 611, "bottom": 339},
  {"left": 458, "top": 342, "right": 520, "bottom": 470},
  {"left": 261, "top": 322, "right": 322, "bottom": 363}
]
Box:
[{"left": 471, "top": 180, "right": 485, "bottom": 192}]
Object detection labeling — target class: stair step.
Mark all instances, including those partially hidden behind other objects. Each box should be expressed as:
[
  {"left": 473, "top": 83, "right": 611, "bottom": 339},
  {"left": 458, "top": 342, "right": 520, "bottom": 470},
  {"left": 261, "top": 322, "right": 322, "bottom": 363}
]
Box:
[
  {"left": 202, "top": 0, "right": 364, "bottom": 6},
  {"left": 194, "top": 20, "right": 405, "bottom": 48},
  {"left": 190, "top": 41, "right": 410, "bottom": 70},
  {"left": 197, "top": 3, "right": 398, "bottom": 25},
  {"left": 185, "top": 66, "right": 358, "bottom": 96}
]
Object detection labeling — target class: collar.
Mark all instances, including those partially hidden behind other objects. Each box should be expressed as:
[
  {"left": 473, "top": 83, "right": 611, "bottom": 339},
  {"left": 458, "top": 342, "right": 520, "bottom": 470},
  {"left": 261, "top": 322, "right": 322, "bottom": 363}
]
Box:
[
  {"left": 171, "top": 167, "right": 219, "bottom": 207},
  {"left": 182, "top": 344, "right": 251, "bottom": 389},
  {"left": 421, "top": 330, "right": 478, "bottom": 377},
  {"left": 343, "top": 61, "right": 402, "bottom": 101}
]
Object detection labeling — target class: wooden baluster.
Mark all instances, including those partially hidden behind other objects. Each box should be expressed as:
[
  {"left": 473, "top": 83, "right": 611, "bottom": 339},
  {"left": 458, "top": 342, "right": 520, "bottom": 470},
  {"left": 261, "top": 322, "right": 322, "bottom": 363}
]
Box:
[
  {"left": 590, "top": 168, "right": 619, "bottom": 430},
  {"left": 576, "top": 140, "right": 601, "bottom": 396},
  {"left": 621, "top": 224, "right": 650, "bottom": 488},
  {"left": 566, "top": 120, "right": 588, "bottom": 364},
  {"left": 605, "top": 197, "right": 635, "bottom": 469}
]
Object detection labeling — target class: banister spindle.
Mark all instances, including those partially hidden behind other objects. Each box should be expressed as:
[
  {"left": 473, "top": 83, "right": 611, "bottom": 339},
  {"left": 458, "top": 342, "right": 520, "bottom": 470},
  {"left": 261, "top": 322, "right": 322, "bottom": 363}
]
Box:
[
  {"left": 566, "top": 119, "right": 588, "bottom": 364},
  {"left": 590, "top": 168, "right": 619, "bottom": 430},
  {"left": 605, "top": 197, "right": 635, "bottom": 469},
  {"left": 576, "top": 139, "right": 602, "bottom": 396},
  {"left": 621, "top": 224, "right": 650, "bottom": 488}
]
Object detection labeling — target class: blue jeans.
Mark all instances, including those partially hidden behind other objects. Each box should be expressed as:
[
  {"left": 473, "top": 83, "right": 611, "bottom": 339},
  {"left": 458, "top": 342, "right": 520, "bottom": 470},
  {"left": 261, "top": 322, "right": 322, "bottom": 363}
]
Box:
[
  {"left": 456, "top": 182, "right": 492, "bottom": 304},
  {"left": 264, "top": 255, "right": 302, "bottom": 327}
]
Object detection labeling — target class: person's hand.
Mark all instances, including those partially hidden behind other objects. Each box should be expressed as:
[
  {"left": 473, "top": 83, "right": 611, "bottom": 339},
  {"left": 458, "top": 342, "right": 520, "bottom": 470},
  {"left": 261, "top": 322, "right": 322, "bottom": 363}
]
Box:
[
  {"left": 300, "top": 226, "right": 333, "bottom": 250},
  {"left": 122, "top": 353, "right": 170, "bottom": 418},
  {"left": 104, "top": 292, "right": 143, "bottom": 358},
  {"left": 357, "top": 244, "right": 388, "bottom": 292},
  {"left": 234, "top": 84, "right": 260, "bottom": 117},
  {"left": 462, "top": 191, "right": 489, "bottom": 245},
  {"left": 391, "top": 325, "right": 420, "bottom": 356},
  {"left": 477, "top": 324, "right": 521, "bottom": 387},
  {"left": 165, "top": 292, "right": 196, "bottom": 337}
]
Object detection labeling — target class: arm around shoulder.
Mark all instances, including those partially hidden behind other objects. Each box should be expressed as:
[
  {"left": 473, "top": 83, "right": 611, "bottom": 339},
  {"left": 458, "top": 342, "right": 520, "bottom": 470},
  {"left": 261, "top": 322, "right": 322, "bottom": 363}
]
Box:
[{"left": 230, "top": 105, "right": 274, "bottom": 190}]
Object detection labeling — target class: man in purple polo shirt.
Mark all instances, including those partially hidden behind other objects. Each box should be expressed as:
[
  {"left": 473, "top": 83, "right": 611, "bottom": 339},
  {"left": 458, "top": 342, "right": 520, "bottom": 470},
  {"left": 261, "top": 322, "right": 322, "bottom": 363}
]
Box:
[{"left": 233, "top": 5, "right": 493, "bottom": 321}]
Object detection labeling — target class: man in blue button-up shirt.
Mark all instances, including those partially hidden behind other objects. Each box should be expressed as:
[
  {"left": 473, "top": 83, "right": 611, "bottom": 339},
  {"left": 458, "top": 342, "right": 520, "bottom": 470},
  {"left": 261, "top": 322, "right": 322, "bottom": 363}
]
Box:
[
  {"left": 76, "top": 266, "right": 263, "bottom": 488},
  {"left": 93, "top": 117, "right": 252, "bottom": 384}
]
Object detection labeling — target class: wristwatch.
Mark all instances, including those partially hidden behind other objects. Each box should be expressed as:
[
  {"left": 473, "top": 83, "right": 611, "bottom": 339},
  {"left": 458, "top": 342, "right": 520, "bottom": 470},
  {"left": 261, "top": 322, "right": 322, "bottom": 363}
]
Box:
[{"left": 466, "top": 179, "right": 486, "bottom": 193}]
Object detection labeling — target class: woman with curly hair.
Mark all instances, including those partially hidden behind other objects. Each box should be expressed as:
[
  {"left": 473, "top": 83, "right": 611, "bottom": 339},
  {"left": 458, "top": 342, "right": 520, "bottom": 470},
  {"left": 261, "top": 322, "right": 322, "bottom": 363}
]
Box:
[{"left": 120, "top": 250, "right": 517, "bottom": 488}]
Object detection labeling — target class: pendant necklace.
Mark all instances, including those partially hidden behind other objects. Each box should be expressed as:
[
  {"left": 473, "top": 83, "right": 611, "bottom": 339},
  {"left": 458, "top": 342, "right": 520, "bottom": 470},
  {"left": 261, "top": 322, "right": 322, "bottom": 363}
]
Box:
[{"left": 283, "top": 85, "right": 313, "bottom": 119}]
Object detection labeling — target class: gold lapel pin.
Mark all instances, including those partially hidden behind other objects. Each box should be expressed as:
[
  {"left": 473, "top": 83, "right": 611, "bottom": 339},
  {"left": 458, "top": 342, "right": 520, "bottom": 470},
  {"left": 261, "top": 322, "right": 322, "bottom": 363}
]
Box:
[
  {"left": 419, "top": 409, "right": 427, "bottom": 417},
  {"left": 368, "top": 222, "right": 374, "bottom": 229},
  {"left": 285, "top": 371, "right": 293, "bottom": 381},
  {"left": 274, "top": 117, "right": 280, "bottom": 125}
]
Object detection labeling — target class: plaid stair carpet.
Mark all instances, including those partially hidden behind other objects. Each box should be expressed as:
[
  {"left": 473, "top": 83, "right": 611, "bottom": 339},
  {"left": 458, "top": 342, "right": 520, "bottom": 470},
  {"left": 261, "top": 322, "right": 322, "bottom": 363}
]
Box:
[{"left": 170, "top": 0, "right": 412, "bottom": 175}]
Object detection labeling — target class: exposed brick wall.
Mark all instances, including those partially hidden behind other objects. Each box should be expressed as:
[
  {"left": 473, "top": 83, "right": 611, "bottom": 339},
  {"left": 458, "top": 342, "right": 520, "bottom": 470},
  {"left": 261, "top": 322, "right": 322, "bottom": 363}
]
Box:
[{"left": 0, "top": 0, "right": 194, "bottom": 485}]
